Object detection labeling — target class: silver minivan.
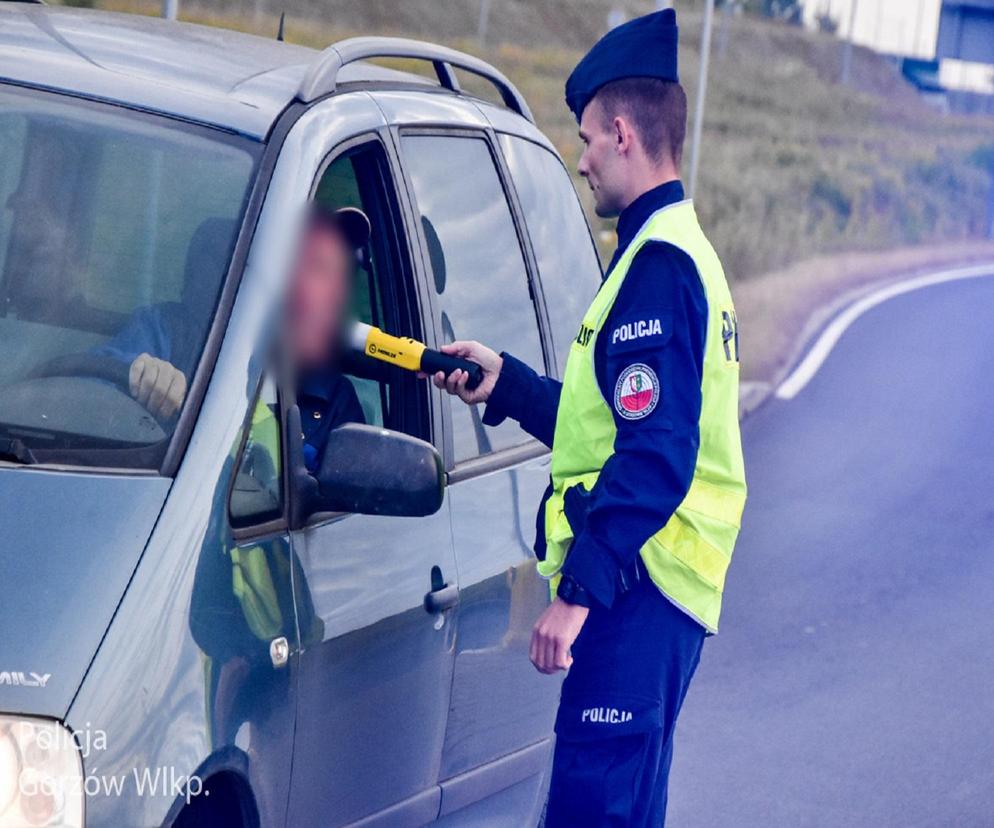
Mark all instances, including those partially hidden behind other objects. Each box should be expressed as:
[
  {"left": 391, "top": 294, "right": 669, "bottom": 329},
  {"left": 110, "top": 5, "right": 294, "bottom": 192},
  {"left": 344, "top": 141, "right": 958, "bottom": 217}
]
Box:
[{"left": 0, "top": 4, "right": 604, "bottom": 826}]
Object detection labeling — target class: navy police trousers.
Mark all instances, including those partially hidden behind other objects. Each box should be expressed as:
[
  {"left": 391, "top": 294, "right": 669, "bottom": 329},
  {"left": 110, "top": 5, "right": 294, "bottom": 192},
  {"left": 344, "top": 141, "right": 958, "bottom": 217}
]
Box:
[{"left": 544, "top": 567, "right": 705, "bottom": 827}]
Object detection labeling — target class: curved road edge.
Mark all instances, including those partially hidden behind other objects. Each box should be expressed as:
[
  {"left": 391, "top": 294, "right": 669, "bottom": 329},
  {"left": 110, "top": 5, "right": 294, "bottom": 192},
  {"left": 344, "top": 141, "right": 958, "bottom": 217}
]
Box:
[{"left": 739, "top": 259, "right": 994, "bottom": 416}]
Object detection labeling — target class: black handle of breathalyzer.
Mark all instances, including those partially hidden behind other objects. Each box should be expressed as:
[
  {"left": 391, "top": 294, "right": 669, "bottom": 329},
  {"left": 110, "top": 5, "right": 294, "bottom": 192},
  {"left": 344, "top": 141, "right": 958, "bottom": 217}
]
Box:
[{"left": 420, "top": 350, "right": 484, "bottom": 390}]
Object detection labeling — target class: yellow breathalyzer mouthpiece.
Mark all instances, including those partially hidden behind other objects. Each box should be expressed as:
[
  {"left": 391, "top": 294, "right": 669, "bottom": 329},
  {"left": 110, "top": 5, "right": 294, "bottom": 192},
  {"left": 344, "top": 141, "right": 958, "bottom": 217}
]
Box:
[
  {"left": 350, "top": 321, "right": 425, "bottom": 371},
  {"left": 349, "top": 322, "right": 483, "bottom": 390}
]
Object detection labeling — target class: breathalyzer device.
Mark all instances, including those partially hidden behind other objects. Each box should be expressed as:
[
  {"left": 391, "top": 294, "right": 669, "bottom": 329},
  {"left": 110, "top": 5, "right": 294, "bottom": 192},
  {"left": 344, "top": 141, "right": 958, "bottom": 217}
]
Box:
[{"left": 349, "top": 322, "right": 484, "bottom": 390}]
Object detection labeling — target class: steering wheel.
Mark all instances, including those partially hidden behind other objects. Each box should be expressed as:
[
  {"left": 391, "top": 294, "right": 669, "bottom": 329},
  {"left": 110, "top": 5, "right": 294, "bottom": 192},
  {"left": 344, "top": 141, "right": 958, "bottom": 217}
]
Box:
[
  {"left": 34, "top": 353, "right": 133, "bottom": 392},
  {"left": 0, "top": 353, "right": 169, "bottom": 445}
]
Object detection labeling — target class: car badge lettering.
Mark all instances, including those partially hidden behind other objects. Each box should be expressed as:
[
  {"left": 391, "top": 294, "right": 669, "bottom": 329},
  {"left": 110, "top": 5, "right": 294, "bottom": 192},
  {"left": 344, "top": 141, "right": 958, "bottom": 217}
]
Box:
[{"left": 0, "top": 671, "right": 52, "bottom": 688}]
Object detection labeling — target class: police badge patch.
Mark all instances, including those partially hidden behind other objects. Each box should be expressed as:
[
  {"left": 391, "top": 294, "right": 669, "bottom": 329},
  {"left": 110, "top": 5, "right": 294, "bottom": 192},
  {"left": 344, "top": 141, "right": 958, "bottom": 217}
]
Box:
[{"left": 614, "top": 363, "right": 659, "bottom": 420}]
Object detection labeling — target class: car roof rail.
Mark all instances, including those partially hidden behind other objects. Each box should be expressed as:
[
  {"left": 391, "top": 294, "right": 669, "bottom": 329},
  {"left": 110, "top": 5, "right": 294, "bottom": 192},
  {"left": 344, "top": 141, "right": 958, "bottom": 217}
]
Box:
[{"left": 296, "top": 36, "right": 534, "bottom": 123}]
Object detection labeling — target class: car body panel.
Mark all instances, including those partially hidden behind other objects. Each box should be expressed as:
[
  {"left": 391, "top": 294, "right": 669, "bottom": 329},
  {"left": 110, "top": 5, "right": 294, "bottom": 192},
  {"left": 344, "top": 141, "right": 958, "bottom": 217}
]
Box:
[
  {"left": 440, "top": 454, "right": 560, "bottom": 784},
  {"left": 0, "top": 467, "right": 169, "bottom": 718},
  {"left": 370, "top": 89, "right": 492, "bottom": 131},
  {"left": 436, "top": 738, "right": 553, "bottom": 824},
  {"left": 286, "top": 508, "right": 459, "bottom": 826},
  {"left": 0, "top": 5, "right": 432, "bottom": 137},
  {"left": 470, "top": 99, "right": 558, "bottom": 152}
]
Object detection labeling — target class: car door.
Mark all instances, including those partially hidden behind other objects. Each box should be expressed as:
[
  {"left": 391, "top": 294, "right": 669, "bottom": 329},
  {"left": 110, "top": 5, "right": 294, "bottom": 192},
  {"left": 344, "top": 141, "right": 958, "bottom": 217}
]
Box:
[
  {"left": 286, "top": 135, "right": 459, "bottom": 828},
  {"left": 396, "top": 127, "right": 564, "bottom": 825},
  {"left": 215, "top": 373, "right": 301, "bottom": 826}
]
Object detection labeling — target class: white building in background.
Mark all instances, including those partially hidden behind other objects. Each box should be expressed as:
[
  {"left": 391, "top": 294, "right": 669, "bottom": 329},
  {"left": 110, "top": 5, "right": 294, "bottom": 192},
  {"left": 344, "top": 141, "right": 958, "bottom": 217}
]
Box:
[
  {"left": 804, "top": 0, "right": 993, "bottom": 93},
  {"left": 804, "top": 0, "right": 939, "bottom": 57}
]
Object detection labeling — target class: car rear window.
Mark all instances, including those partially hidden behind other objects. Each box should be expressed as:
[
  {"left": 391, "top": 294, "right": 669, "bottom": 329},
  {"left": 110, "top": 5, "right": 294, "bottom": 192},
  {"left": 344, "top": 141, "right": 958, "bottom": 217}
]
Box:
[{"left": 498, "top": 134, "right": 602, "bottom": 375}]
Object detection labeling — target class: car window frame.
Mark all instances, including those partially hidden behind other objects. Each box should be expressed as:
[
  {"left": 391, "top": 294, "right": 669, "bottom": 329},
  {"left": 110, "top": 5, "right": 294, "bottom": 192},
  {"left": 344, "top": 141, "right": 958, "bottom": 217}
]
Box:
[
  {"left": 281, "top": 129, "right": 437, "bottom": 531},
  {"left": 391, "top": 124, "right": 555, "bottom": 479},
  {"left": 308, "top": 133, "right": 431, "bottom": 438}
]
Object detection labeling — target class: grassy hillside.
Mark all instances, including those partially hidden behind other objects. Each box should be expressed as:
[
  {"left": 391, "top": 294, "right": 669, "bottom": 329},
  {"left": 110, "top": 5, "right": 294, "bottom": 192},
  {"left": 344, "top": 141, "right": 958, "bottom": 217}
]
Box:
[{"left": 84, "top": 0, "right": 994, "bottom": 282}]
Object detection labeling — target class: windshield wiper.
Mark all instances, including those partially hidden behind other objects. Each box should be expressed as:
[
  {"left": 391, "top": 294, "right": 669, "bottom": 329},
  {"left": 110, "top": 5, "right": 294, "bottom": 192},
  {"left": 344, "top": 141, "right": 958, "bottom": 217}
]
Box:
[{"left": 0, "top": 437, "right": 37, "bottom": 465}]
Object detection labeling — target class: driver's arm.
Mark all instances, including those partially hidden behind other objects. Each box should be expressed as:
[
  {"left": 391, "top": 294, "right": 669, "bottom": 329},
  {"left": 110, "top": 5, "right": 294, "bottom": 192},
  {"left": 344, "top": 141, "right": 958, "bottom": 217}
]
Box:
[{"left": 93, "top": 305, "right": 187, "bottom": 419}]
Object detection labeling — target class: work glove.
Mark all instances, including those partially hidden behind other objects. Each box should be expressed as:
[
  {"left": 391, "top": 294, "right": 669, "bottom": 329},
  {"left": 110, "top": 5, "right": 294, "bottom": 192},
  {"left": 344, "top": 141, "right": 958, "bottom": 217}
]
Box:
[{"left": 129, "top": 353, "right": 187, "bottom": 420}]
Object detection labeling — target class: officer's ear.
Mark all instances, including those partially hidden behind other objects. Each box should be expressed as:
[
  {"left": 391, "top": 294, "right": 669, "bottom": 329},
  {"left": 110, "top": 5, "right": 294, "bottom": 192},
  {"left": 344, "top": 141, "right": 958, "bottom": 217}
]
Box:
[{"left": 612, "top": 114, "right": 636, "bottom": 157}]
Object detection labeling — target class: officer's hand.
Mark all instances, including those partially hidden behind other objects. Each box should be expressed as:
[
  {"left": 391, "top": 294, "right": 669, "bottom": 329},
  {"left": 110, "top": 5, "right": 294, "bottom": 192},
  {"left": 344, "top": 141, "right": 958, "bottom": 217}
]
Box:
[
  {"left": 424, "top": 341, "right": 502, "bottom": 406},
  {"left": 530, "top": 598, "right": 589, "bottom": 675},
  {"left": 129, "top": 353, "right": 187, "bottom": 419}
]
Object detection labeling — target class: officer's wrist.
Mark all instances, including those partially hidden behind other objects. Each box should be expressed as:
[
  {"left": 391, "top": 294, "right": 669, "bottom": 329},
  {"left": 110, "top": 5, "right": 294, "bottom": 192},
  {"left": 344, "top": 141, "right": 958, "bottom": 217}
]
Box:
[
  {"left": 556, "top": 574, "right": 592, "bottom": 608},
  {"left": 482, "top": 353, "right": 523, "bottom": 426}
]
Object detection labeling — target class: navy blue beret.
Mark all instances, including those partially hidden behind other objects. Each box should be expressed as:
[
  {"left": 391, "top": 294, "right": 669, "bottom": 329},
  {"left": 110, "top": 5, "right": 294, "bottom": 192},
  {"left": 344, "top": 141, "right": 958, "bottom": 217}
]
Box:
[{"left": 565, "top": 8, "right": 679, "bottom": 121}]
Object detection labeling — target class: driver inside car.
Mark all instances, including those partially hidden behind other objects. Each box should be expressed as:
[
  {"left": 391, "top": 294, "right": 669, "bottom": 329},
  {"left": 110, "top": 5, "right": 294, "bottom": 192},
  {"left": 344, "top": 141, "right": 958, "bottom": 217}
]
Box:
[{"left": 96, "top": 205, "right": 370, "bottom": 466}]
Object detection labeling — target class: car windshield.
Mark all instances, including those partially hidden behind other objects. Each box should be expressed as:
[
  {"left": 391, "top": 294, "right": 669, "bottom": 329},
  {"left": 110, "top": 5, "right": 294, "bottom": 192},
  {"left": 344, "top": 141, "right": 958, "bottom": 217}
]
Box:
[{"left": 0, "top": 85, "right": 258, "bottom": 470}]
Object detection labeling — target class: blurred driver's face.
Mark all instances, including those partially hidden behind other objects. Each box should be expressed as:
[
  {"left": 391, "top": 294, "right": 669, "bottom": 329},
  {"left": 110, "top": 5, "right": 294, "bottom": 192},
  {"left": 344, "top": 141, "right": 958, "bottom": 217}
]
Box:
[{"left": 286, "top": 223, "right": 353, "bottom": 370}]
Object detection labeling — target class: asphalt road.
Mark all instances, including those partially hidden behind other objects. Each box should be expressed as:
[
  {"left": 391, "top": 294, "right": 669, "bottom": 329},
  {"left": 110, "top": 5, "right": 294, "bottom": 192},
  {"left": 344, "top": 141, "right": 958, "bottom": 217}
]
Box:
[{"left": 668, "top": 273, "right": 994, "bottom": 827}]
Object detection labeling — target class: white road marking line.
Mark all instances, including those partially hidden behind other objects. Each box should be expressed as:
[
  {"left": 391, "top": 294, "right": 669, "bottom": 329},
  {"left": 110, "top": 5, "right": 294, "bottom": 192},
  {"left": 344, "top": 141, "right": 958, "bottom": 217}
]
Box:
[{"left": 776, "top": 263, "right": 994, "bottom": 400}]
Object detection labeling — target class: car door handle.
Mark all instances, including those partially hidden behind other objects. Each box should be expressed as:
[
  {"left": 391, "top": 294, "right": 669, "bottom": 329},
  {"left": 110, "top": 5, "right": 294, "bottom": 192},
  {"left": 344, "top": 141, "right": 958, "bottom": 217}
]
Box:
[{"left": 424, "top": 583, "right": 460, "bottom": 614}]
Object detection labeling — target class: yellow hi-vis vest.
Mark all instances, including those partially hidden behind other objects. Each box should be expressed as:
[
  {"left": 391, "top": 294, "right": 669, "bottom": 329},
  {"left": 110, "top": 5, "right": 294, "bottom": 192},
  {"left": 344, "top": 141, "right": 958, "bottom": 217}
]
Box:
[{"left": 539, "top": 199, "right": 747, "bottom": 631}]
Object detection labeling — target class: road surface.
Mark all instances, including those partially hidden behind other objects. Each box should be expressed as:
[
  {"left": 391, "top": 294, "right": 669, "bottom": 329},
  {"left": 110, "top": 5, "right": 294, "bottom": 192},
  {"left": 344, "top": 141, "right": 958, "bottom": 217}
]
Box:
[{"left": 668, "top": 272, "right": 994, "bottom": 826}]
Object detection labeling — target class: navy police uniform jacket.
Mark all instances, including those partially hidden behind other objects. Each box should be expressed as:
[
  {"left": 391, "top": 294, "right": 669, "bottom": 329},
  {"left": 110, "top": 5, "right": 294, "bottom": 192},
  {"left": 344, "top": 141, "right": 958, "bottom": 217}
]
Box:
[{"left": 483, "top": 180, "right": 707, "bottom": 610}]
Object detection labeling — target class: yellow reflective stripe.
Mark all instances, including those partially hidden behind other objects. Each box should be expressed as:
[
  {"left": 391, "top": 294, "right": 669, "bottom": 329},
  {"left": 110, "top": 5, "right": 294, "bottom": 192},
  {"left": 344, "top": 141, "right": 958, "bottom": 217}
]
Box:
[
  {"left": 648, "top": 520, "right": 730, "bottom": 590},
  {"left": 681, "top": 477, "right": 746, "bottom": 528}
]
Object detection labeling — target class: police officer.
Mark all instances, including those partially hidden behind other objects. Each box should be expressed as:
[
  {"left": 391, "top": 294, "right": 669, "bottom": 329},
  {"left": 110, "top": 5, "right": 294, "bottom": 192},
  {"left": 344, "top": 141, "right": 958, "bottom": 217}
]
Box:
[{"left": 432, "top": 9, "right": 746, "bottom": 826}]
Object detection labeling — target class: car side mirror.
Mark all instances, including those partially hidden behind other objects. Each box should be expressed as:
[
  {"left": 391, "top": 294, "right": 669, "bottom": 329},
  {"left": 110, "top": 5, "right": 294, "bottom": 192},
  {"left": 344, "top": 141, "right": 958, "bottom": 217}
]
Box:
[{"left": 287, "top": 406, "right": 445, "bottom": 526}]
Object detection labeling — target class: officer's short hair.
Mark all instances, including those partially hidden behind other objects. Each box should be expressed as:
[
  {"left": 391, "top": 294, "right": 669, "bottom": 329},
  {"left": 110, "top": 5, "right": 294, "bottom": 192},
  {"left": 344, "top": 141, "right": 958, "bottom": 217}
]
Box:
[{"left": 594, "top": 78, "right": 687, "bottom": 167}]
